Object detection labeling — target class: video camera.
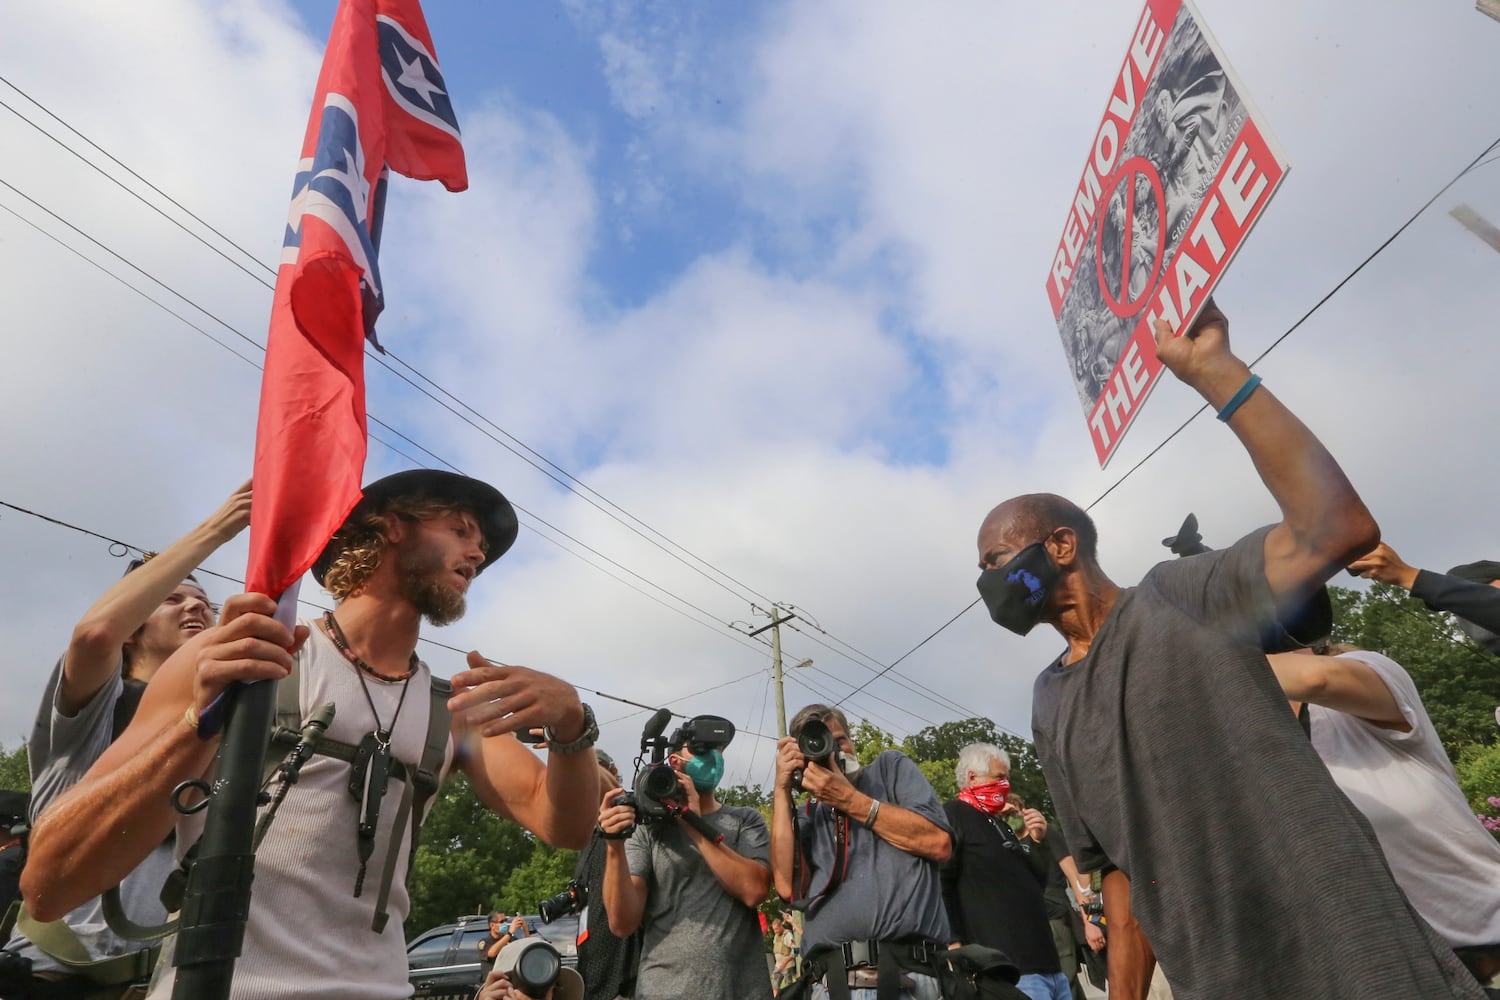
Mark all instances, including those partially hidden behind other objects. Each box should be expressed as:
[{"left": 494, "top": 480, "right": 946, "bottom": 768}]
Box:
[{"left": 606, "top": 709, "right": 735, "bottom": 839}]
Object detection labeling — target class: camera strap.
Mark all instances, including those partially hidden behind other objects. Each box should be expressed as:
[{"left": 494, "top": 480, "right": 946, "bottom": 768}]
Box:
[{"left": 797, "top": 801, "right": 850, "bottom": 908}]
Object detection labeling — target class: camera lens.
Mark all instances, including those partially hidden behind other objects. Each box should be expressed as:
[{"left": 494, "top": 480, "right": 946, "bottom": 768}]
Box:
[
  {"left": 797, "top": 719, "right": 833, "bottom": 760},
  {"left": 641, "top": 763, "right": 680, "bottom": 799},
  {"left": 515, "top": 942, "right": 561, "bottom": 993}
]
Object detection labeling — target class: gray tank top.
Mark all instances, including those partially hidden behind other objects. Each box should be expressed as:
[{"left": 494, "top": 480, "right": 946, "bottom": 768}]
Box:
[{"left": 150, "top": 621, "right": 454, "bottom": 1000}]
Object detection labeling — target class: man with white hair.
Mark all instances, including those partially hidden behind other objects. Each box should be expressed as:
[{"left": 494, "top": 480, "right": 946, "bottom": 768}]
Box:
[{"left": 941, "top": 744, "right": 1068, "bottom": 1000}]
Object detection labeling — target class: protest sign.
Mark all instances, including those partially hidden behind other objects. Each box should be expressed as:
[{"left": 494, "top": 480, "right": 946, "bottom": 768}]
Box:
[{"left": 1046, "top": 0, "right": 1288, "bottom": 466}]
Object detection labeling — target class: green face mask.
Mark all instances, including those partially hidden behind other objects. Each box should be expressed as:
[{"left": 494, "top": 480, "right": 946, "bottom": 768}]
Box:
[{"left": 682, "top": 749, "right": 725, "bottom": 792}]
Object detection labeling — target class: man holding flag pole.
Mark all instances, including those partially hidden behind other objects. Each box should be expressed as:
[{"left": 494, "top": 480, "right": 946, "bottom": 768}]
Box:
[{"left": 20, "top": 2, "right": 600, "bottom": 998}]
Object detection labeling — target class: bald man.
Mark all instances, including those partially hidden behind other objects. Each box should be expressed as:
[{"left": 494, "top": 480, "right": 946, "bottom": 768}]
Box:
[{"left": 973, "top": 301, "right": 1481, "bottom": 1000}]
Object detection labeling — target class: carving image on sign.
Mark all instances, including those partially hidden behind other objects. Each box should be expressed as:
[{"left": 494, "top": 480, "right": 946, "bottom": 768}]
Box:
[{"left": 1045, "top": 0, "right": 1288, "bottom": 466}]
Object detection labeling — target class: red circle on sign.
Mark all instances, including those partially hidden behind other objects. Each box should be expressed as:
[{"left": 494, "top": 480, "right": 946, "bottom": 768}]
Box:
[{"left": 1094, "top": 156, "right": 1167, "bottom": 319}]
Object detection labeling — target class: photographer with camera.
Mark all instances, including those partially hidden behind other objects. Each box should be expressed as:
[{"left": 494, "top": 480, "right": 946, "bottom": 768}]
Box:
[
  {"left": 476, "top": 938, "right": 584, "bottom": 1000},
  {"left": 479, "top": 912, "right": 529, "bottom": 970},
  {"left": 598, "top": 716, "right": 773, "bottom": 1000},
  {"left": 540, "top": 752, "right": 640, "bottom": 1000},
  {"left": 771, "top": 704, "right": 956, "bottom": 1000}
]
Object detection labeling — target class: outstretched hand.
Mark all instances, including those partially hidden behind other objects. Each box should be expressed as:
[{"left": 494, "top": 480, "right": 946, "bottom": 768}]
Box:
[
  {"left": 202, "top": 478, "right": 253, "bottom": 543},
  {"left": 450, "top": 651, "right": 585, "bottom": 740},
  {"left": 1347, "top": 542, "right": 1417, "bottom": 591}
]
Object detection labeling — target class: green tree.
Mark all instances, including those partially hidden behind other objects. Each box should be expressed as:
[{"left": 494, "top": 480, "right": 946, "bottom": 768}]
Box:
[
  {"left": 497, "top": 841, "right": 579, "bottom": 916},
  {"left": 850, "top": 720, "right": 899, "bottom": 764},
  {"left": 407, "top": 774, "right": 537, "bottom": 934},
  {"left": 1456, "top": 741, "right": 1500, "bottom": 833},
  {"left": 899, "top": 718, "right": 1052, "bottom": 815},
  {"left": 718, "top": 783, "right": 771, "bottom": 810},
  {"left": 903, "top": 718, "right": 1003, "bottom": 762},
  {"left": 0, "top": 742, "right": 29, "bottom": 792},
  {"left": 719, "top": 782, "right": 773, "bottom": 827},
  {"left": 915, "top": 759, "right": 957, "bottom": 802},
  {"left": 1329, "top": 583, "right": 1500, "bottom": 757}
]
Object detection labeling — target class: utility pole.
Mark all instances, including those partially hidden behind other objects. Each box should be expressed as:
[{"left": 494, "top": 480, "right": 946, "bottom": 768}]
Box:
[
  {"left": 749, "top": 606, "right": 797, "bottom": 737},
  {"left": 770, "top": 607, "right": 788, "bottom": 738}
]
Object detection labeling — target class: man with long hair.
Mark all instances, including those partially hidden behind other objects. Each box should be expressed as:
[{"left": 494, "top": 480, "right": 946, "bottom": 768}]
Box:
[{"left": 23, "top": 470, "right": 599, "bottom": 1000}]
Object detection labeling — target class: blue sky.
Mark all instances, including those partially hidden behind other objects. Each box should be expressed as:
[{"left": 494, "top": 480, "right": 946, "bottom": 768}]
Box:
[{"left": 2, "top": 0, "right": 1499, "bottom": 783}]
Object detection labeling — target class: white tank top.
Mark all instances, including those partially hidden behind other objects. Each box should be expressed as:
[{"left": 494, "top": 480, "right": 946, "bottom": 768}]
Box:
[{"left": 150, "top": 621, "right": 455, "bottom": 1000}]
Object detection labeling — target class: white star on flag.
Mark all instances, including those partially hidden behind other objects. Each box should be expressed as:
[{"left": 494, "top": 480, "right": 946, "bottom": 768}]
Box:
[{"left": 394, "top": 50, "right": 445, "bottom": 108}]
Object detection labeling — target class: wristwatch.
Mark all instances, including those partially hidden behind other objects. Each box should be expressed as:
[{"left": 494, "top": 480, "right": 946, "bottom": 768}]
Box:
[{"left": 544, "top": 703, "right": 599, "bottom": 755}]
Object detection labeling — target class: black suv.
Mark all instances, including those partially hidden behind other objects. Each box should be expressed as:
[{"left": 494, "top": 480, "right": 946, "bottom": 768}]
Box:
[{"left": 408, "top": 913, "right": 579, "bottom": 1000}]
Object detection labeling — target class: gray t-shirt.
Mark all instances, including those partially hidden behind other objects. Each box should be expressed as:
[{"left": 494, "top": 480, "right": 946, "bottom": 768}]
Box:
[
  {"left": 1031, "top": 528, "right": 1482, "bottom": 1000},
  {"left": 794, "top": 750, "right": 951, "bottom": 953},
  {"left": 7, "top": 657, "right": 174, "bottom": 973},
  {"left": 625, "top": 803, "right": 773, "bottom": 1000}
]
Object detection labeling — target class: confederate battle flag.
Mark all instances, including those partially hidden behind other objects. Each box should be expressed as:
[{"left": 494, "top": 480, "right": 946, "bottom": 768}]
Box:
[{"left": 246, "top": 0, "right": 466, "bottom": 599}]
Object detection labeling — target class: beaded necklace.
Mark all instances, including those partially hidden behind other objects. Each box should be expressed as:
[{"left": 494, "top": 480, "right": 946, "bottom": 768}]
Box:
[{"left": 321, "top": 611, "right": 418, "bottom": 683}]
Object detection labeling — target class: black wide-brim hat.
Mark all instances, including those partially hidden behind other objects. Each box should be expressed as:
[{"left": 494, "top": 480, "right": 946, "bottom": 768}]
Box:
[{"left": 312, "top": 469, "right": 519, "bottom": 586}]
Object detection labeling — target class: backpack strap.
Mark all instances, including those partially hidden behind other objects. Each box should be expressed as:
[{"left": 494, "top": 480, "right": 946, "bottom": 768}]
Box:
[
  {"left": 255, "top": 653, "right": 450, "bottom": 934},
  {"left": 261, "top": 654, "right": 306, "bottom": 788},
  {"left": 369, "top": 676, "right": 451, "bottom": 933},
  {"left": 1, "top": 898, "right": 18, "bottom": 943},
  {"left": 15, "top": 904, "right": 159, "bottom": 985},
  {"left": 111, "top": 677, "right": 148, "bottom": 744}
]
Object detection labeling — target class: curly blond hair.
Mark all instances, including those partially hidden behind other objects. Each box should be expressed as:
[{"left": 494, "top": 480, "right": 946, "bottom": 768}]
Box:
[{"left": 322, "top": 497, "right": 484, "bottom": 600}]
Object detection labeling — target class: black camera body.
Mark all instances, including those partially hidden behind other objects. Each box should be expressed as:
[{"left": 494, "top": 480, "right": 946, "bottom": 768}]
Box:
[
  {"left": 606, "top": 709, "right": 736, "bottom": 839},
  {"left": 538, "top": 879, "right": 587, "bottom": 924},
  {"left": 1081, "top": 899, "right": 1104, "bottom": 917},
  {"left": 792, "top": 718, "right": 837, "bottom": 789}
]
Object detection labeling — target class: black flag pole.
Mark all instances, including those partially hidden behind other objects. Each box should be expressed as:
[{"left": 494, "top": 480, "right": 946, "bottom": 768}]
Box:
[{"left": 170, "top": 587, "right": 298, "bottom": 1000}]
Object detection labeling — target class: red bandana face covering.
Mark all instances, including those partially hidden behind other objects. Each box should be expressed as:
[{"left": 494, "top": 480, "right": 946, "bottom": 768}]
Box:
[{"left": 958, "top": 778, "right": 1010, "bottom": 815}]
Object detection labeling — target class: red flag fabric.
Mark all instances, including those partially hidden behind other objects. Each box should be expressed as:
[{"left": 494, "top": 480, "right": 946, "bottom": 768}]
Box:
[{"left": 245, "top": 0, "right": 466, "bottom": 598}]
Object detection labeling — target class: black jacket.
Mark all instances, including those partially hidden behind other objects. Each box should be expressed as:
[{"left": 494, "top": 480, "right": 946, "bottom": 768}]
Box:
[{"left": 940, "top": 801, "right": 1061, "bottom": 976}]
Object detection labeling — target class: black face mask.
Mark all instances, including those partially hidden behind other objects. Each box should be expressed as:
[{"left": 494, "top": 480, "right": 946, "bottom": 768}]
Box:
[{"left": 976, "top": 541, "right": 1059, "bottom": 636}]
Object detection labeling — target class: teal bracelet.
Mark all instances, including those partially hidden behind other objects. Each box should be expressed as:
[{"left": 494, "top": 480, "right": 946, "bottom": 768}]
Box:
[{"left": 1216, "top": 373, "right": 1262, "bottom": 422}]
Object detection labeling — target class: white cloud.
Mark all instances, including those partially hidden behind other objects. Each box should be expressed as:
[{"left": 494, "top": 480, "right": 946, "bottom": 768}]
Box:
[{"left": 2, "top": 0, "right": 1499, "bottom": 801}]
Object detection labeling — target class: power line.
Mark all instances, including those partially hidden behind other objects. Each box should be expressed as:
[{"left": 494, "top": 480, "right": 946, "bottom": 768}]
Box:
[
  {"left": 0, "top": 494, "right": 753, "bottom": 721},
  {"left": 0, "top": 79, "right": 991, "bottom": 741},
  {"left": 834, "top": 599, "right": 982, "bottom": 709},
  {"left": 0, "top": 76, "right": 777, "bottom": 617},
  {"left": 781, "top": 618, "right": 973, "bottom": 720},
  {"left": 742, "top": 672, "right": 775, "bottom": 783},
  {"left": 0, "top": 74, "right": 278, "bottom": 289},
  {"left": 0, "top": 181, "right": 768, "bottom": 647},
  {"left": 1084, "top": 137, "right": 1500, "bottom": 515},
  {"left": 841, "top": 132, "right": 1500, "bottom": 701}
]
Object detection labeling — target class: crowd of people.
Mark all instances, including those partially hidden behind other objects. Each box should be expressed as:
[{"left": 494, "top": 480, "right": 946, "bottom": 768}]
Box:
[{"left": 0, "top": 299, "right": 1496, "bottom": 1000}]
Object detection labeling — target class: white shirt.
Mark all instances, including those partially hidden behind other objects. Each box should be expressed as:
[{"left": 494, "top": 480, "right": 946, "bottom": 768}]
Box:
[{"left": 1309, "top": 650, "right": 1500, "bottom": 947}]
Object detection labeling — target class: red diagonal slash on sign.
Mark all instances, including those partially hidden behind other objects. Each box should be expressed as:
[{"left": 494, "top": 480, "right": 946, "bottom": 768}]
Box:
[{"left": 1095, "top": 156, "right": 1167, "bottom": 318}]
